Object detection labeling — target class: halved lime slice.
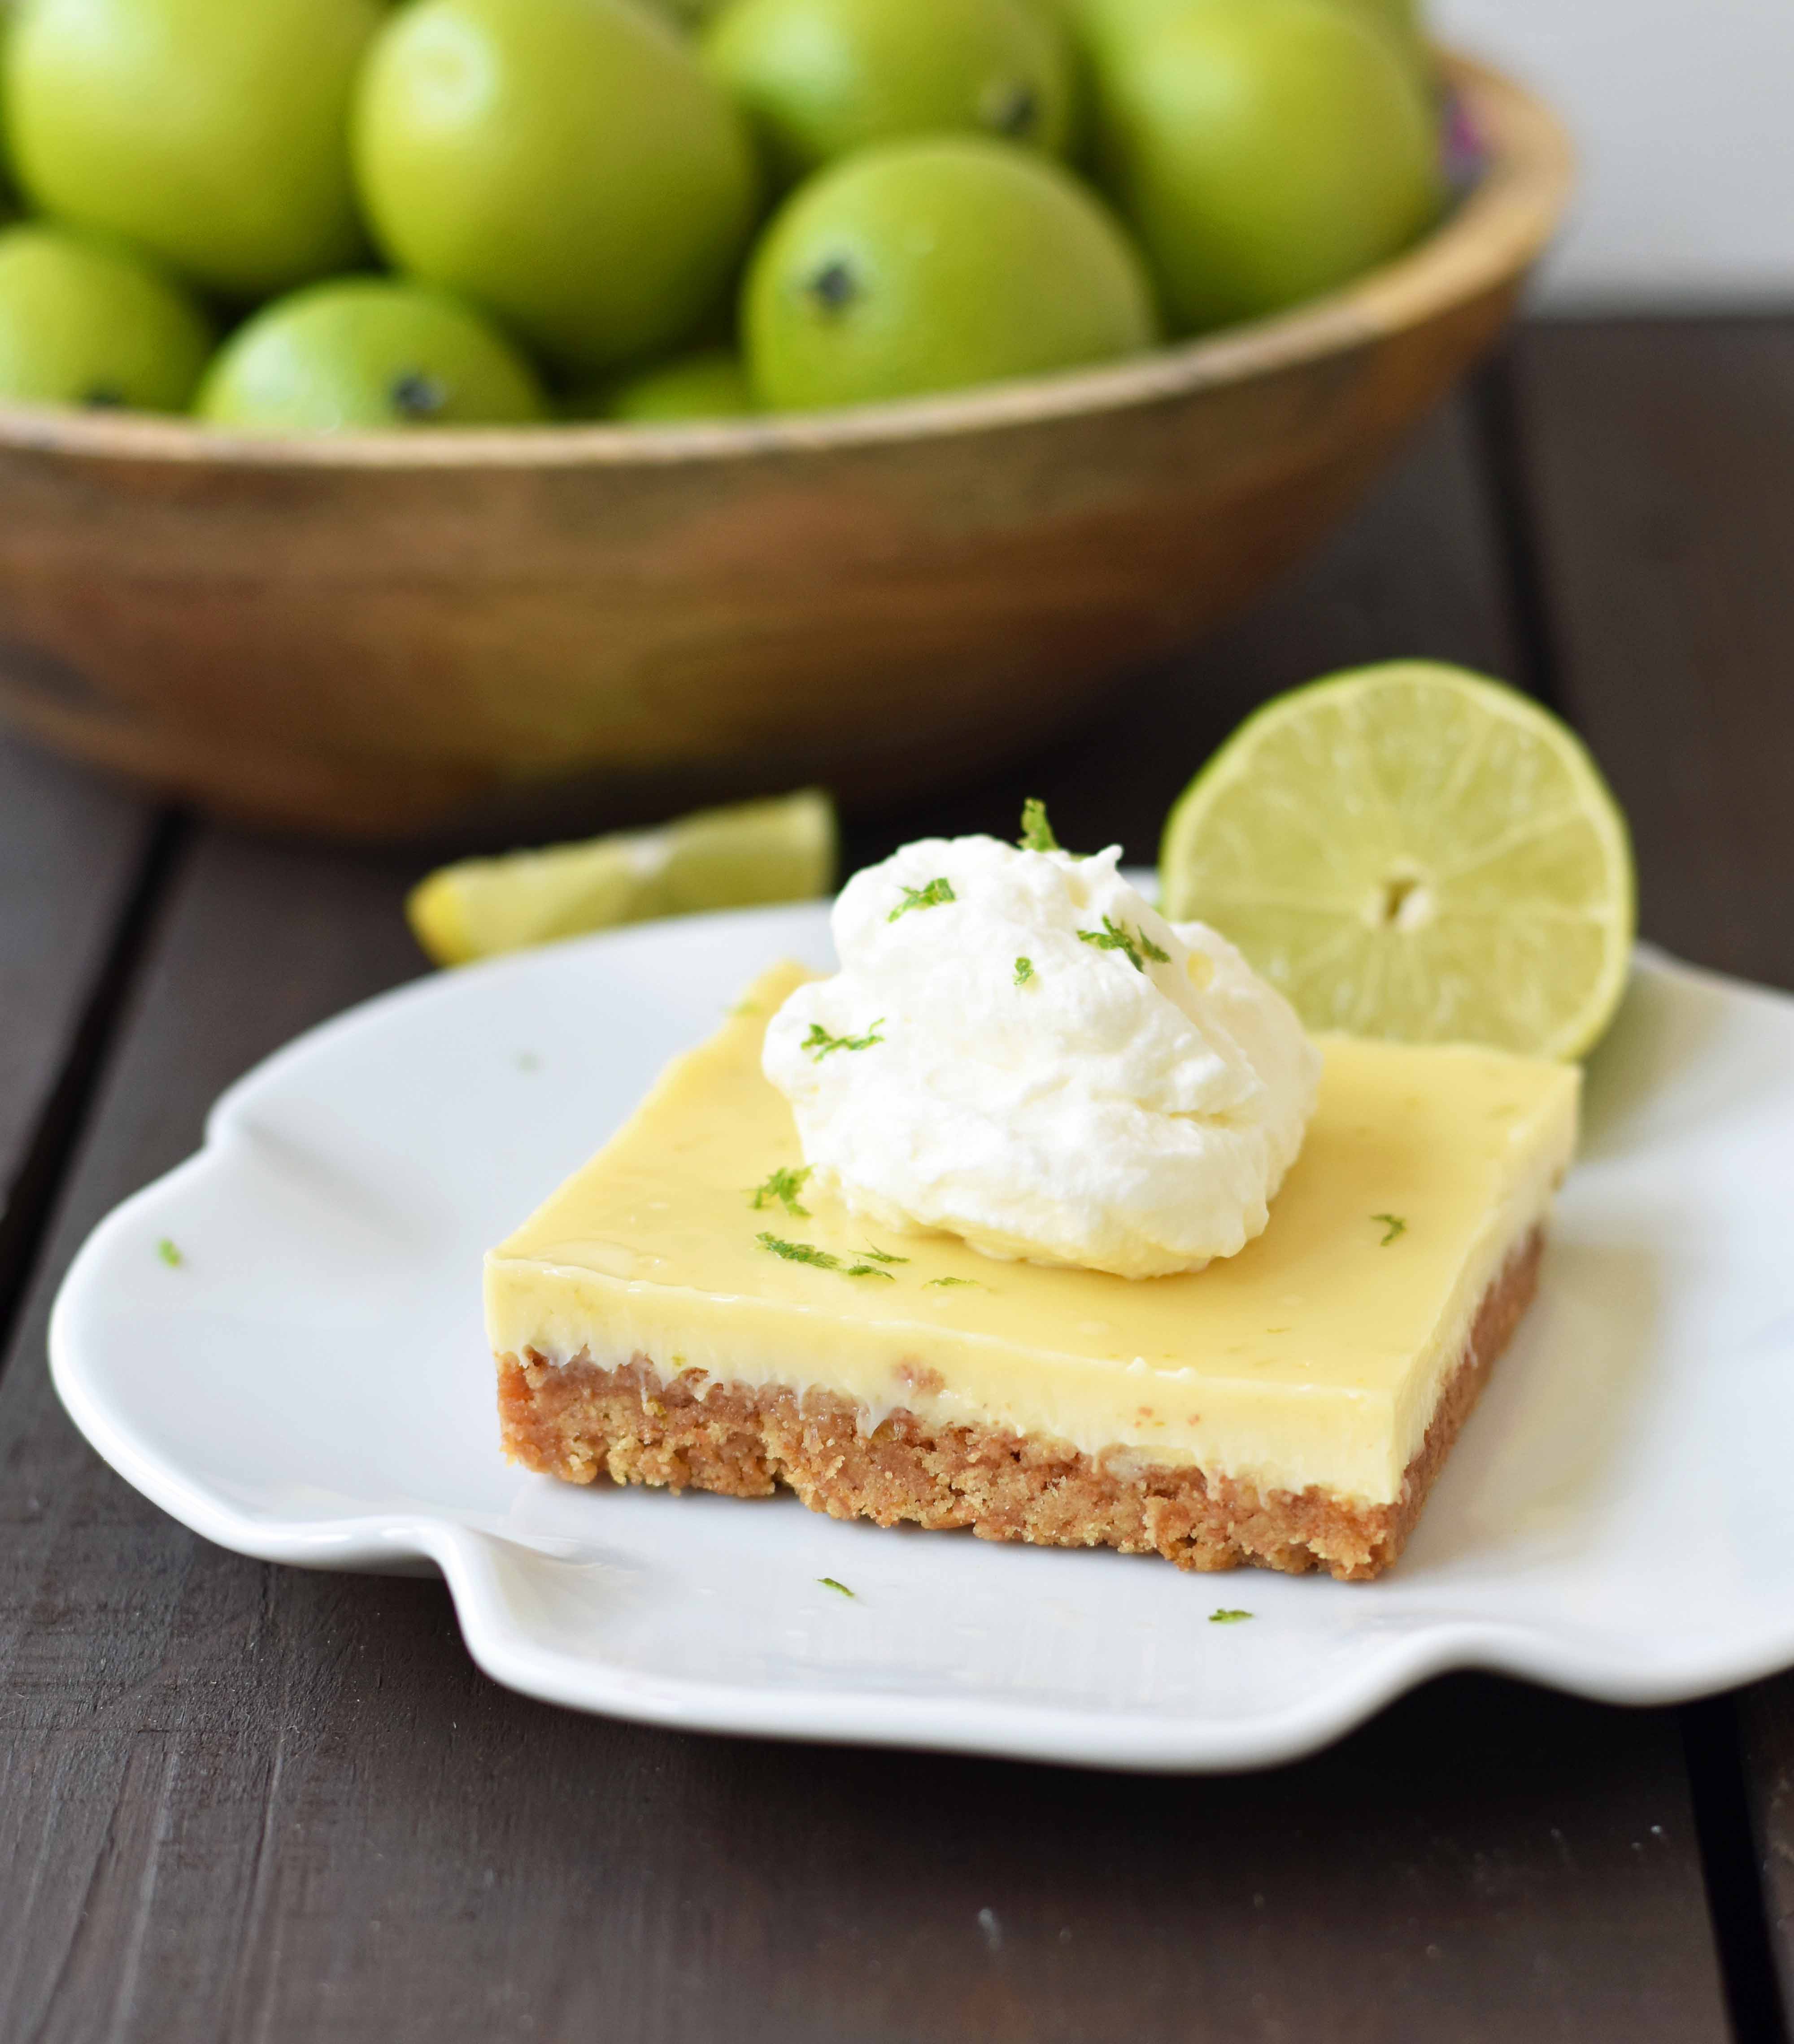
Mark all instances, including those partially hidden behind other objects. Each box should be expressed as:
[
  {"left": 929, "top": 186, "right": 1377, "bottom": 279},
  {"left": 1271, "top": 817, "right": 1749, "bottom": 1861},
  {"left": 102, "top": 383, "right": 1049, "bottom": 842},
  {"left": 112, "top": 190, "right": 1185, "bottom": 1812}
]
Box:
[
  {"left": 408, "top": 789, "right": 838, "bottom": 967},
  {"left": 1159, "top": 663, "right": 1635, "bottom": 1059}
]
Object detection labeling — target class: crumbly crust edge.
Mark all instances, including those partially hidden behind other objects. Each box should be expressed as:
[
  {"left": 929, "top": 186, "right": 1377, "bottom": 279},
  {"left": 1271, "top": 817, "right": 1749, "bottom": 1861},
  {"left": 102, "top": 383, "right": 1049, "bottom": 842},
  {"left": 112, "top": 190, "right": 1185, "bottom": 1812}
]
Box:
[{"left": 495, "top": 1228, "right": 1542, "bottom": 1583}]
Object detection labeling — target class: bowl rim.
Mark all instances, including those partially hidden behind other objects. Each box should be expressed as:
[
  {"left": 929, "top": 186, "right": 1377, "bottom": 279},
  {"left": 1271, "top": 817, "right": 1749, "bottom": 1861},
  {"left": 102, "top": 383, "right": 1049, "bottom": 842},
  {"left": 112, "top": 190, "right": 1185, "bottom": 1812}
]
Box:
[{"left": 0, "top": 52, "right": 1572, "bottom": 475}]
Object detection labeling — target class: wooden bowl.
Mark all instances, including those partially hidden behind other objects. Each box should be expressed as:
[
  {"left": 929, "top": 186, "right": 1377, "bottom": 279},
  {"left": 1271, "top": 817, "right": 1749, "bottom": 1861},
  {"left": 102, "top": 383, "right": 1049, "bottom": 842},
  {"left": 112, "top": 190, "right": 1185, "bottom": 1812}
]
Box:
[{"left": 0, "top": 54, "right": 1571, "bottom": 841}]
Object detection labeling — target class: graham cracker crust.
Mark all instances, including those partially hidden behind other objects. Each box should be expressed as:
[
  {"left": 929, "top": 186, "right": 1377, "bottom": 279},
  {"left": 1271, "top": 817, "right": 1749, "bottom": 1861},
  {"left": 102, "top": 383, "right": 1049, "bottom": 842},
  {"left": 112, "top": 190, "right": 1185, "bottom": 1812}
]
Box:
[{"left": 496, "top": 1227, "right": 1543, "bottom": 1582}]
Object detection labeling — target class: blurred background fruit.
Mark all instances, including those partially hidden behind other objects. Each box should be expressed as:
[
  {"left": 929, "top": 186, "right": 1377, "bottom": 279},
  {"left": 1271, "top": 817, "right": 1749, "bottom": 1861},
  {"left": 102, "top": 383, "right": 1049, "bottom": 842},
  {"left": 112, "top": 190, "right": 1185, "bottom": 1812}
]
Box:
[
  {"left": 5, "top": 0, "right": 379, "bottom": 298},
  {"left": 1352, "top": 0, "right": 1430, "bottom": 80},
  {"left": 648, "top": 0, "right": 732, "bottom": 23},
  {"left": 595, "top": 346, "right": 757, "bottom": 422},
  {"left": 0, "top": 223, "right": 212, "bottom": 409},
  {"left": 353, "top": 0, "right": 762, "bottom": 375},
  {"left": 1086, "top": 0, "right": 1442, "bottom": 331},
  {"left": 196, "top": 278, "right": 549, "bottom": 433},
  {"left": 703, "top": 0, "right": 1076, "bottom": 187},
  {"left": 0, "top": 2, "right": 17, "bottom": 211},
  {"left": 744, "top": 135, "right": 1158, "bottom": 409},
  {"left": 0, "top": 0, "right": 1457, "bottom": 427}
]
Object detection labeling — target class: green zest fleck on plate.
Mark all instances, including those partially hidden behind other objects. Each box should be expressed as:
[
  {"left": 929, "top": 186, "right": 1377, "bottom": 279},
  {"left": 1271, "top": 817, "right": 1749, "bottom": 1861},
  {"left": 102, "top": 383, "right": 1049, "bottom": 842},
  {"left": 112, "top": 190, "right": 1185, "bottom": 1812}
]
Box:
[
  {"left": 888, "top": 876, "right": 956, "bottom": 921},
  {"left": 1013, "top": 956, "right": 1034, "bottom": 986},
  {"left": 156, "top": 1237, "right": 184, "bottom": 1268},
  {"left": 927, "top": 1275, "right": 981, "bottom": 1289},
  {"left": 1209, "top": 1608, "right": 1254, "bottom": 1625},
  {"left": 859, "top": 1243, "right": 908, "bottom": 1265},
  {"left": 819, "top": 1577, "right": 855, "bottom": 1598},
  {"left": 803, "top": 1018, "right": 884, "bottom": 1061},
  {"left": 1372, "top": 1213, "right": 1408, "bottom": 1246},
  {"left": 751, "top": 1164, "right": 812, "bottom": 1218}
]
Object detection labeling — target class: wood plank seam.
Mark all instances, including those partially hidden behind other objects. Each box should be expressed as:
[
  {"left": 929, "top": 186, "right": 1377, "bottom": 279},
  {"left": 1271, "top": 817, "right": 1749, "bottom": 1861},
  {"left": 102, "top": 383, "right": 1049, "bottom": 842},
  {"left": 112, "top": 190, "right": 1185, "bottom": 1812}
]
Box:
[
  {"left": 1469, "top": 348, "right": 1570, "bottom": 716},
  {"left": 0, "top": 809, "right": 190, "bottom": 1399},
  {"left": 1682, "top": 1697, "right": 1794, "bottom": 2044},
  {"left": 1474, "top": 333, "right": 1794, "bottom": 2044}
]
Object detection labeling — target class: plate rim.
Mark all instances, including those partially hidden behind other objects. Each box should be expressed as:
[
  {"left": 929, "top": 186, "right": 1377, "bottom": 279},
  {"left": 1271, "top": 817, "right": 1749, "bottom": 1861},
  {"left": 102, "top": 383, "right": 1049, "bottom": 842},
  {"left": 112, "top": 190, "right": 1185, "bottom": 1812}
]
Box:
[{"left": 45, "top": 920, "right": 1794, "bottom": 1773}]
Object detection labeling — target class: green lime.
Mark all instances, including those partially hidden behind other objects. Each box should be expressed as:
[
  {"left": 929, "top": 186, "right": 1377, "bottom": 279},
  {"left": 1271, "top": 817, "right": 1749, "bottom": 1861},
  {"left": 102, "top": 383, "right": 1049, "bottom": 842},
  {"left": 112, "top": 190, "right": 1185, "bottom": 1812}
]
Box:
[
  {"left": 597, "top": 346, "right": 756, "bottom": 423},
  {"left": 0, "top": 3, "right": 18, "bottom": 205},
  {"left": 0, "top": 223, "right": 213, "bottom": 411},
  {"left": 6, "top": 0, "right": 378, "bottom": 298},
  {"left": 1088, "top": 0, "right": 1442, "bottom": 332},
  {"left": 703, "top": 0, "right": 1075, "bottom": 187},
  {"left": 1159, "top": 663, "right": 1636, "bottom": 1059},
  {"left": 196, "top": 279, "right": 548, "bottom": 433},
  {"left": 407, "top": 789, "right": 838, "bottom": 966},
  {"left": 743, "top": 135, "right": 1158, "bottom": 411},
  {"left": 1353, "top": 0, "right": 1430, "bottom": 78},
  {"left": 353, "top": 0, "right": 761, "bottom": 376},
  {"left": 1072, "top": 0, "right": 1429, "bottom": 85},
  {"left": 645, "top": 0, "right": 730, "bottom": 24}
]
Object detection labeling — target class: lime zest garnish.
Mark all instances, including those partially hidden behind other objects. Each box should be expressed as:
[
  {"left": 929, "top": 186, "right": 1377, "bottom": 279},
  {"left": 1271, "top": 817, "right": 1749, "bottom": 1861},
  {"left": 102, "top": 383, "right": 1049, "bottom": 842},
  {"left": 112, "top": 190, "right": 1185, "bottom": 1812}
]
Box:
[
  {"left": 757, "top": 1233, "right": 840, "bottom": 1270},
  {"left": 1018, "top": 797, "right": 1060, "bottom": 852},
  {"left": 1372, "top": 1213, "right": 1408, "bottom": 1246},
  {"left": 156, "top": 1237, "right": 184, "bottom": 1268},
  {"left": 1014, "top": 956, "right": 1035, "bottom": 986},
  {"left": 803, "top": 1019, "right": 884, "bottom": 1061},
  {"left": 751, "top": 1165, "right": 812, "bottom": 1218},
  {"left": 758, "top": 1232, "right": 894, "bottom": 1280},
  {"left": 927, "top": 1276, "right": 982, "bottom": 1289},
  {"left": 1209, "top": 1608, "right": 1254, "bottom": 1624},
  {"left": 819, "top": 1577, "right": 855, "bottom": 1597},
  {"left": 859, "top": 1243, "right": 908, "bottom": 1264},
  {"left": 888, "top": 877, "right": 956, "bottom": 922},
  {"left": 1077, "top": 916, "right": 1165, "bottom": 973}
]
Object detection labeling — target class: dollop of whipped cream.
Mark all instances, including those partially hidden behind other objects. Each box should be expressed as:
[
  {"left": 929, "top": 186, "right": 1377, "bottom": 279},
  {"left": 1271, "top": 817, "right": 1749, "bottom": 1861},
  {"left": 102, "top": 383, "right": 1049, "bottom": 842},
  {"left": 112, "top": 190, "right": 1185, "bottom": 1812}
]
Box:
[{"left": 762, "top": 834, "right": 1320, "bottom": 1278}]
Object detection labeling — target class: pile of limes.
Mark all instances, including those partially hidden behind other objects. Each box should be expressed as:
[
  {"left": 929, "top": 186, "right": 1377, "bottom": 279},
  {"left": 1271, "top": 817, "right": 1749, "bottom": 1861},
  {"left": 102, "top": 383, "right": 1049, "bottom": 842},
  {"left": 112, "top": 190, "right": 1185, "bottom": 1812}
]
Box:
[{"left": 0, "top": 0, "right": 1446, "bottom": 431}]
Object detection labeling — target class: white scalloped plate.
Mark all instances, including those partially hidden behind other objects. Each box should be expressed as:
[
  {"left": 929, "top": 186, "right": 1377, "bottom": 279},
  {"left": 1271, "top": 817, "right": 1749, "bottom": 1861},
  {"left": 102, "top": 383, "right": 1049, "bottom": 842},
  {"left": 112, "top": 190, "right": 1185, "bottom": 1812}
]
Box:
[{"left": 47, "top": 906, "right": 1794, "bottom": 1771}]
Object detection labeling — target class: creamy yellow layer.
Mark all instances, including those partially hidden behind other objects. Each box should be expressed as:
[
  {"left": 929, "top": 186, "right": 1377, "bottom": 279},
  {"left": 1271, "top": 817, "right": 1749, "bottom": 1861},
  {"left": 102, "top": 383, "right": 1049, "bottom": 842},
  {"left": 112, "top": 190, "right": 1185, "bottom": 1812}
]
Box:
[{"left": 486, "top": 962, "right": 1580, "bottom": 1506}]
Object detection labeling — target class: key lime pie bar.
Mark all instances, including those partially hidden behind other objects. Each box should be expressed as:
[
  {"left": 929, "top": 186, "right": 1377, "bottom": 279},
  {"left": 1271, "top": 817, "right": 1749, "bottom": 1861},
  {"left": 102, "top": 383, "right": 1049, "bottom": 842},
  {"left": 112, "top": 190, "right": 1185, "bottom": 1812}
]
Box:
[{"left": 488, "top": 823, "right": 1578, "bottom": 1580}]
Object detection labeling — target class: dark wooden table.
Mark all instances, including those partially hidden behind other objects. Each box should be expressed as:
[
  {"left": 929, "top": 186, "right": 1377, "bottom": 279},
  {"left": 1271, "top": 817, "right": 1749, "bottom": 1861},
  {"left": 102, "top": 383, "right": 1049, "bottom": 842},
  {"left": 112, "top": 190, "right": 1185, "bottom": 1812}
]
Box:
[{"left": 3, "top": 318, "right": 1793, "bottom": 2043}]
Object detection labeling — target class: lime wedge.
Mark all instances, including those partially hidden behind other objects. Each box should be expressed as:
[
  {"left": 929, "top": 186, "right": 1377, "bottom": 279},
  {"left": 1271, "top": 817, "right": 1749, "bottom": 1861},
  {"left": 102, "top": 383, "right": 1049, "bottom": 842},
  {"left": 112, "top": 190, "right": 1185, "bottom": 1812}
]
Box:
[
  {"left": 1158, "top": 663, "right": 1635, "bottom": 1059},
  {"left": 408, "top": 789, "right": 838, "bottom": 967}
]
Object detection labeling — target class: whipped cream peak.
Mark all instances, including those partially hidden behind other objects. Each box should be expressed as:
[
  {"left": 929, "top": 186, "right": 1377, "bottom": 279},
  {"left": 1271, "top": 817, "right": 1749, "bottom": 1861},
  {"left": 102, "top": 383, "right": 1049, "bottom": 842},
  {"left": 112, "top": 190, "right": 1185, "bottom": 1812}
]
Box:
[{"left": 762, "top": 832, "right": 1320, "bottom": 1278}]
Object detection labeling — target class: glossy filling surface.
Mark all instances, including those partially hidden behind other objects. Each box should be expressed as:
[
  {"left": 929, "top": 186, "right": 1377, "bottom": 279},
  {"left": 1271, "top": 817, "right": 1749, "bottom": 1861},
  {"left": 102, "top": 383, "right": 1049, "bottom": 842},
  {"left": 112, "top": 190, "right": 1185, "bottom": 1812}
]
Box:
[{"left": 486, "top": 963, "right": 1579, "bottom": 1506}]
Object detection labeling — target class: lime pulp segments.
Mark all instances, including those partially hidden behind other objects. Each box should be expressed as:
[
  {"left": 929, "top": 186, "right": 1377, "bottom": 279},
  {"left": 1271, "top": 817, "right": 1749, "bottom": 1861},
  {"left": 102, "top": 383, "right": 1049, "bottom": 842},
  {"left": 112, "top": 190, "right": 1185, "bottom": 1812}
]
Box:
[{"left": 1158, "top": 663, "right": 1636, "bottom": 1059}]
